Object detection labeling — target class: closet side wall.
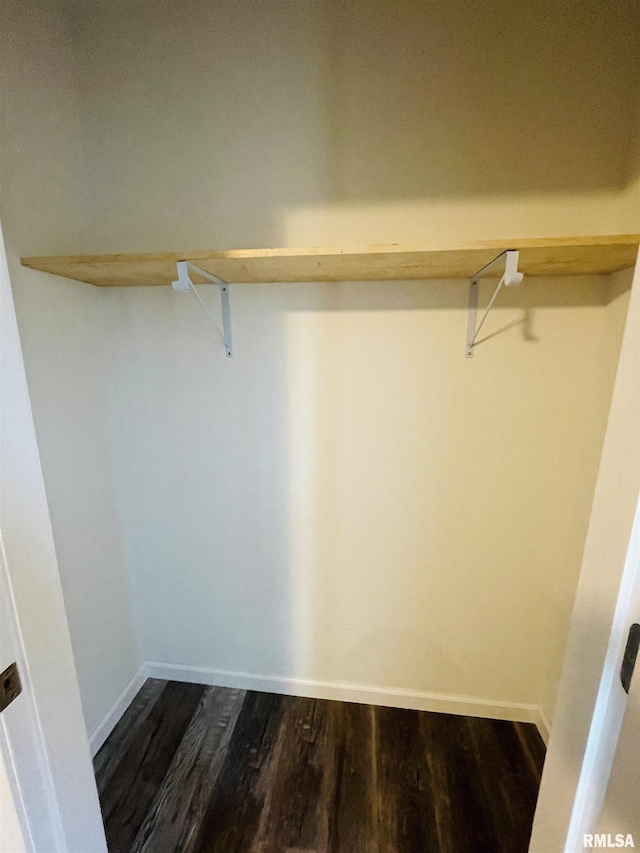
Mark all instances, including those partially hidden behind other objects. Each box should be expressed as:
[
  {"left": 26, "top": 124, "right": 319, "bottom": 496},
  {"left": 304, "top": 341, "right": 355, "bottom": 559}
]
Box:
[
  {"left": 536, "top": 272, "right": 632, "bottom": 722},
  {"left": 0, "top": 0, "right": 141, "bottom": 738}
]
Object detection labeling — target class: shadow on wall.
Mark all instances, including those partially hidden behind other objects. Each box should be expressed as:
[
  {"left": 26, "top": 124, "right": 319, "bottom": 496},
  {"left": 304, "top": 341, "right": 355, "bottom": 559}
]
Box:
[
  {"left": 65, "top": 0, "right": 640, "bottom": 251},
  {"left": 319, "top": 0, "right": 640, "bottom": 200}
]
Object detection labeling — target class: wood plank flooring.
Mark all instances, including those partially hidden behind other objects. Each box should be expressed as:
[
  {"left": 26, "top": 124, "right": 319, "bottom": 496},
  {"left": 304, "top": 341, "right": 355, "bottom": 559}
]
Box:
[{"left": 94, "top": 680, "right": 545, "bottom": 853}]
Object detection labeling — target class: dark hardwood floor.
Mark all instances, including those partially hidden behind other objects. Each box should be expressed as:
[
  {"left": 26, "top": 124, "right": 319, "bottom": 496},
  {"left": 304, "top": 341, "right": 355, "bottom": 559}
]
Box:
[{"left": 94, "top": 679, "right": 545, "bottom": 853}]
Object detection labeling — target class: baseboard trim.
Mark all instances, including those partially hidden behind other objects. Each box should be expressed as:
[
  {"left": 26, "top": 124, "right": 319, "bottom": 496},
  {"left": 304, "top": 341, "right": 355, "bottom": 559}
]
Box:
[
  {"left": 144, "top": 660, "right": 550, "bottom": 741},
  {"left": 531, "top": 705, "right": 551, "bottom": 745},
  {"left": 89, "top": 660, "right": 551, "bottom": 754},
  {"left": 88, "top": 663, "right": 149, "bottom": 757}
]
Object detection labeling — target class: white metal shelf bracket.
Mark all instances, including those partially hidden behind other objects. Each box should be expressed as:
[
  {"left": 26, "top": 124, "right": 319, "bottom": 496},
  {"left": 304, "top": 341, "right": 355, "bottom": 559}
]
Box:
[
  {"left": 466, "top": 250, "right": 523, "bottom": 358},
  {"left": 172, "top": 261, "right": 233, "bottom": 357}
]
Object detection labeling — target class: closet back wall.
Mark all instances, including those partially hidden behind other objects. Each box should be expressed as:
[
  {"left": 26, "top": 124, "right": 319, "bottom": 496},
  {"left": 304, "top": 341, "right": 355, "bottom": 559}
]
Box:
[
  {"left": 105, "top": 274, "right": 629, "bottom": 726},
  {"left": 2, "top": 0, "right": 637, "bottom": 736}
]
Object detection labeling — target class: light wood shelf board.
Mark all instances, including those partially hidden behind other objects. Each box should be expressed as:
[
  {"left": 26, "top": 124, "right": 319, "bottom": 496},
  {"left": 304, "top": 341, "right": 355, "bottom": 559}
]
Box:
[{"left": 21, "top": 235, "right": 639, "bottom": 287}]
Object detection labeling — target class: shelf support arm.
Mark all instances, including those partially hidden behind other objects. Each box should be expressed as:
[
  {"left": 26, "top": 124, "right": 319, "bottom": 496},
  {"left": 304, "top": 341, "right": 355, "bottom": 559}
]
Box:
[
  {"left": 466, "top": 250, "right": 523, "bottom": 358},
  {"left": 172, "top": 261, "right": 233, "bottom": 357}
]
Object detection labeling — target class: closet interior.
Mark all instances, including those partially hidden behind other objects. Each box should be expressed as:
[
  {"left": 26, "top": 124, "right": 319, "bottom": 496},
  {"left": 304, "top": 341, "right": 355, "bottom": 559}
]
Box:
[{"left": 1, "top": 0, "right": 639, "bottom": 850}]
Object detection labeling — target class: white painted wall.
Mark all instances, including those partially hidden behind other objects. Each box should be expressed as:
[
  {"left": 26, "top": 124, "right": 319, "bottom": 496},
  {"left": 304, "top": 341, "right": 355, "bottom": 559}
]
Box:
[
  {"left": 2, "top": 0, "right": 638, "bottom": 738},
  {"left": 530, "top": 254, "right": 640, "bottom": 853},
  {"left": 0, "top": 213, "right": 107, "bottom": 849},
  {"left": 0, "top": 0, "right": 141, "bottom": 738},
  {"left": 535, "top": 272, "right": 633, "bottom": 721},
  {"left": 103, "top": 271, "right": 629, "bottom": 723}
]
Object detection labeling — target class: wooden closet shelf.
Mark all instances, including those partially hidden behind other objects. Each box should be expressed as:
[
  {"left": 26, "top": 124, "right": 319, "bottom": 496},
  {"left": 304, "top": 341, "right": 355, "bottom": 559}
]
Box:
[{"left": 21, "top": 235, "right": 639, "bottom": 287}]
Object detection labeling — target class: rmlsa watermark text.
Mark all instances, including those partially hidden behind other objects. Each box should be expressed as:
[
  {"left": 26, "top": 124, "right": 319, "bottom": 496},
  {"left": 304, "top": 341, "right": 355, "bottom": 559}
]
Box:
[{"left": 584, "top": 835, "right": 635, "bottom": 849}]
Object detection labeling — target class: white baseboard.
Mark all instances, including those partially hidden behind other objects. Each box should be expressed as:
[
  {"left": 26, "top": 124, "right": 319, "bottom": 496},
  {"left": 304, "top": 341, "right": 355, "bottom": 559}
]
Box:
[
  {"left": 145, "top": 660, "right": 550, "bottom": 742},
  {"left": 88, "top": 663, "right": 149, "bottom": 757},
  {"left": 531, "top": 705, "right": 551, "bottom": 745},
  {"left": 88, "top": 660, "right": 551, "bottom": 756}
]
